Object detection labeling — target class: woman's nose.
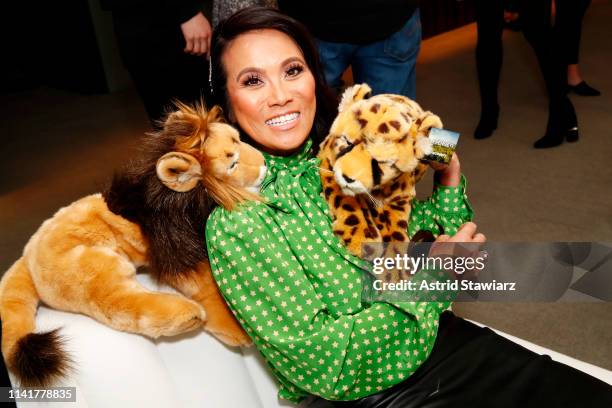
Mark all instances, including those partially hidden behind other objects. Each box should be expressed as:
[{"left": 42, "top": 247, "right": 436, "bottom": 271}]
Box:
[{"left": 267, "top": 81, "right": 291, "bottom": 107}]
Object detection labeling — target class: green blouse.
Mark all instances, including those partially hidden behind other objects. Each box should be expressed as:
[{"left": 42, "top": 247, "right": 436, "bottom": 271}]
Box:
[{"left": 205, "top": 138, "right": 473, "bottom": 403}]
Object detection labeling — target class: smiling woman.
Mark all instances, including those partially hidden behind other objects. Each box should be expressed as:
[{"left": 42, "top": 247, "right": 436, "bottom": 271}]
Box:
[
  {"left": 204, "top": 6, "right": 612, "bottom": 408},
  {"left": 209, "top": 7, "right": 337, "bottom": 156},
  {"left": 222, "top": 29, "right": 317, "bottom": 155}
]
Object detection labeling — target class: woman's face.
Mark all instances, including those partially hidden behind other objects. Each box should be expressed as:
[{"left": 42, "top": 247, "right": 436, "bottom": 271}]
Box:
[{"left": 222, "top": 29, "right": 316, "bottom": 156}]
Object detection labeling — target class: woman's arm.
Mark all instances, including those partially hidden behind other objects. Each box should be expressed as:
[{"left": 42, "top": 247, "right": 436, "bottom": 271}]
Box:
[
  {"left": 410, "top": 154, "right": 474, "bottom": 238},
  {"left": 431, "top": 152, "right": 461, "bottom": 187},
  {"left": 205, "top": 208, "right": 450, "bottom": 402}
]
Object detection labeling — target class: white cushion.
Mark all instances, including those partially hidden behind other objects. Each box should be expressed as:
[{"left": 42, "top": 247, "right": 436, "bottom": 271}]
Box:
[{"left": 9, "top": 276, "right": 611, "bottom": 407}]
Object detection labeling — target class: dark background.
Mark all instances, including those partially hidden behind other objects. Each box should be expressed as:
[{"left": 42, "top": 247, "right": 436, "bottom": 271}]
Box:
[{"left": 0, "top": 0, "right": 477, "bottom": 95}]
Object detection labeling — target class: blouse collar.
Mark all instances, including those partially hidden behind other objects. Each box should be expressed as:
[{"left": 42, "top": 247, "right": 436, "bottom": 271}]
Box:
[{"left": 261, "top": 138, "right": 314, "bottom": 172}]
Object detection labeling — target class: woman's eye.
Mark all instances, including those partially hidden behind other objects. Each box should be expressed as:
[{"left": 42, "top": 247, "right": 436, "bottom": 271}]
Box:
[
  {"left": 242, "top": 75, "right": 262, "bottom": 87},
  {"left": 286, "top": 64, "right": 304, "bottom": 77}
]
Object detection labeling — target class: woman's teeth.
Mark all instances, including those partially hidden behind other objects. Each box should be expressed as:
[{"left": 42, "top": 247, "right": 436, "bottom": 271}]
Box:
[{"left": 265, "top": 112, "right": 299, "bottom": 127}]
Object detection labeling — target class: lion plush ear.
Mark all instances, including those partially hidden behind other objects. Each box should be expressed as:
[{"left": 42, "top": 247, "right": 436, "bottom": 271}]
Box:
[
  {"left": 156, "top": 152, "right": 202, "bottom": 192},
  {"left": 207, "top": 105, "right": 226, "bottom": 124},
  {"left": 338, "top": 83, "right": 372, "bottom": 113}
]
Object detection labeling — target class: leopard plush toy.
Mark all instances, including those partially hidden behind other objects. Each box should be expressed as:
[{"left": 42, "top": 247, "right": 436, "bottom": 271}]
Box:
[{"left": 318, "top": 84, "right": 443, "bottom": 257}]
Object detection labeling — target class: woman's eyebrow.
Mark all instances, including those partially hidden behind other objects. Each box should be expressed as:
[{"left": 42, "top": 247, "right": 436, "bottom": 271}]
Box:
[
  {"left": 282, "top": 56, "right": 305, "bottom": 66},
  {"left": 235, "top": 67, "right": 262, "bottom": 81}
]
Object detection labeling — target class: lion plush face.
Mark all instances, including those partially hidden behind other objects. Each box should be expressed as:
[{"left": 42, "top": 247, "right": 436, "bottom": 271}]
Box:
[
  {"left": 319, "top": 84, "right": 440, "bottom": 197},
  {"left": 105, "top": 102, "right": 267, "bottom": 279},
  {"left": 156, "top": 104, "right": 267, "bottom": 204},
  {"left": 200, "top": 123, "right": 267, "bottom": 192}
]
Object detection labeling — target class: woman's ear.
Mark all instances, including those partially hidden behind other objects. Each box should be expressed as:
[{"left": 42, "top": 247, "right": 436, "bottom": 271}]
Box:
[{"left": 156, "top": 152, "right": 202, "bottom": 192}]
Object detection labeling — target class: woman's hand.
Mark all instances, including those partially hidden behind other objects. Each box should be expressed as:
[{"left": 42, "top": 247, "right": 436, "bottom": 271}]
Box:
[
  {"left": 430, "top": 222, "right": 487, "bottom": 279},
  {"left": 429, "top": 153, "right": 461, "bottom": 187},
  {"left": 436, "top": 222, "right": 486, "bottom": 245}
]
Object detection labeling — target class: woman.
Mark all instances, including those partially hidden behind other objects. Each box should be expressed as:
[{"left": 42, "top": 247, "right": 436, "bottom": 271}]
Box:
[
  {"left": 205, "top": 7, "right": 612, "bottom": 406},
  {"left": 474, "top": 0, "right": 579, "bottom": 148}
]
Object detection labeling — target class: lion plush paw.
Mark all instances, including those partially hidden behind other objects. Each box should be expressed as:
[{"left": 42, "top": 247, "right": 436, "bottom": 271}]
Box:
[
  {"left": 205, "top": 326, "right": 253, "bottom": 348},
  {"left": 133, "top": 295, "right": 207, "bottom": 338},
  {"left": 202, "top": 304, "right": 252, "bottom": 347},
  {"left": 162, "top": 300, "right": 207, "bottom": 337}
]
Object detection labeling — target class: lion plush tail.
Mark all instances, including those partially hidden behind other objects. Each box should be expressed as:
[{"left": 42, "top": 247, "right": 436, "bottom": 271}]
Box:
[{"left": 0, "top": 258, "right": 71, "bottom": 386}]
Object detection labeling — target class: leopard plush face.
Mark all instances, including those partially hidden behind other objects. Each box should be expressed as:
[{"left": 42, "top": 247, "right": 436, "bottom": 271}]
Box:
[
  {"left": 319, "top": 84, "right": 440, "bottom": 198},
  {"left": 318, "top": 84, "right": 443, "bottom": 256}
]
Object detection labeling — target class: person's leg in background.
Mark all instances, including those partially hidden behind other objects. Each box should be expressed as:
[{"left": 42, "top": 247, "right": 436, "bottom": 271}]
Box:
[
  {"left": 112, "top": 12, "right": 208, "bottom": 128},
  {"left": 518, "top": 0, "right": 578, "bottom": 148},
  {"left": 473, "top": 0, "right": 505, "bottom": 139},
  {"left": 350, "top": 9, "right": 422, "bottom": 99},
  {"left": 556, "top": 0, "right": 600, "bottom": 96},
  {"left": 315, "top": 40, "right": 357, "bottom": 96}
]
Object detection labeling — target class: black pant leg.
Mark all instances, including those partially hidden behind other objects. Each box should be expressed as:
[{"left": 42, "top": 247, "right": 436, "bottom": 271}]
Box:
[
  {"left": 327, "top": 312, "right": 612, "bottom": 408},
  {"left": 556, "top": 0, "right": 592, "bottom": 65},
  {"left": 112, "top": 11, "right": 208, "bottom": 127},
  {"left": 518, "top": 0, "right": 577, "bottom": 132},
  {"left": 474, "top": 0, "right": 505, "bottom": 115},
  {"left": 125, "top": 50, "right": 208, "bottom": 126}
]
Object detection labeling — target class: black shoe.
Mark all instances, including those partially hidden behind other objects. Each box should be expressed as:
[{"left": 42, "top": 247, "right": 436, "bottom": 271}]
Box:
[
  {"left": 567, "top": 81, "right": 601, "bottom": 96},
  {"left": 566, "top": 126, "right": 579, "bottom": 143},
  {"left": 533, "top": 127, "right": 579, "bottom": 148},
  {"left": 474, "top": 109, "right": 499, "bottom": 139}
]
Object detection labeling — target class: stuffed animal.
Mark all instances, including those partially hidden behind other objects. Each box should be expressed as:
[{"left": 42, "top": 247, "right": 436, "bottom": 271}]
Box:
[
  {"left": 0, "top": 102, "right": 266, "bottom": 387},
  {"left": 318, "top": 84, "right": 443, "bottom": 257}
]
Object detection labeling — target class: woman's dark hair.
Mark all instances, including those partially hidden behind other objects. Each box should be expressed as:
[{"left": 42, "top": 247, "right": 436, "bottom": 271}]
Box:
[{"left": 209, "top": 6, "right": 337, "bottom": 154}]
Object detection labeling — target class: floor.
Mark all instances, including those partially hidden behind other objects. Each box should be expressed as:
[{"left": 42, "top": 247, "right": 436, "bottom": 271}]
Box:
[{"left": 1, "top": 2, "right": 611, "bottom": 370}]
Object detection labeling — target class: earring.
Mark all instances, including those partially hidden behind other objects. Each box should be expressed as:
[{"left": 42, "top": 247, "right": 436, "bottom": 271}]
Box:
[{"left": 208, "top": 55, "right": 214, "bottom": 96}]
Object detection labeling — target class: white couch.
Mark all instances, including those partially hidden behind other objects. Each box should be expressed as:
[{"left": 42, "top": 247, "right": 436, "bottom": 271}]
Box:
[{"left": 8, "top": 275, "right": 612, "bottom": 408}]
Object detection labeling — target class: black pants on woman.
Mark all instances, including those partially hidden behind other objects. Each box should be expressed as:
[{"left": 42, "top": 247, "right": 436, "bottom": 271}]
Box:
[
  {"left": 303, "top": 311, "right": 612, "bottom": 407},
  {"left": 474, "top": 0, "right": 577, "bottom": 141},
  {"left": 556, "top": 0, "right": 592, "bottom": 65}
]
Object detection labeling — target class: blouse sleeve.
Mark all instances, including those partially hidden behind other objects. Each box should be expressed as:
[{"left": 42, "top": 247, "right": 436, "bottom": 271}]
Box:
[
  {"left": 205, "top": 206, "right": 452, "bottom": 402},
  {"left": 408, "top": 174, "right": 474, "bottom": 239}
]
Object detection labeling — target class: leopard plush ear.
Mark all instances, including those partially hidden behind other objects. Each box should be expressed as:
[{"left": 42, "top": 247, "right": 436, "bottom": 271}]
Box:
[
  {"left": 417, "top": 112, "right": 443, "bottom": 136},
  {"left": 338, "top": 83, "right": 373, "bottom": 112},
  {"left": 156, "top": 152, "right": 202, "bottom": 192},
  {"left": 413, "top": 112, "right": 441, "bottom": 159}
]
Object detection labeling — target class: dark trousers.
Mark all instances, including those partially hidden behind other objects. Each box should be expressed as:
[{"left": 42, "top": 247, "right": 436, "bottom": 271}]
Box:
[
  {"left": 304, "top": 311, "right": 612, "bottom": 407},
  {"left": 556, "top": 0, "right": 591, "bottom": 65},
  {"left": 474, "top": 0, "right": 577, "bottom": 133},
  {"left": 112, "top": 11, "right": 209, "bottom": 127}
]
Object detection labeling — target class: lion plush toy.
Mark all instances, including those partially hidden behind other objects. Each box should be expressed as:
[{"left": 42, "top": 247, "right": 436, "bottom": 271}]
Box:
[
  {"left": 0, "top": 103, "right": 266, "bottom": 387},
  {"left": 318, "top": 84, "right": 443, "bottom": 256}
]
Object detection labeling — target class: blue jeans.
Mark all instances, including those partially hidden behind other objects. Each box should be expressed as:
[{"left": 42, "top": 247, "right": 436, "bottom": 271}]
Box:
[{"left": 316, "top": 9, "right": 422, "bottom": 99}]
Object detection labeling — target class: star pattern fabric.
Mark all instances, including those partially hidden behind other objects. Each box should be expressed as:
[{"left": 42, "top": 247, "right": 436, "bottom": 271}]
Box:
[{"left": 205, "top": 138, "right": 473, "bottom": 403}]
